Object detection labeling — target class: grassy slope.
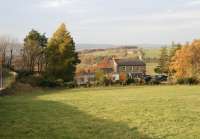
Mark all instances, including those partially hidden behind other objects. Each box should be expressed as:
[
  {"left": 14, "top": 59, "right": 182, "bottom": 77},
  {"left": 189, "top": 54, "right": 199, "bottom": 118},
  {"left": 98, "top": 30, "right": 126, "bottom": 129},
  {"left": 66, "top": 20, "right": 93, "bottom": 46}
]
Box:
[
  {"left": 1, "top": 86, "right": 200, "bottom": 139},
  {"left": 143, "top": 48, "right": 161, "bottom": 58},
  {"left": 80, "top": 47, "right": 161, "bottom": 58},
  {"left": 4, "top": 71, "right": 15, "bottom": 88}
]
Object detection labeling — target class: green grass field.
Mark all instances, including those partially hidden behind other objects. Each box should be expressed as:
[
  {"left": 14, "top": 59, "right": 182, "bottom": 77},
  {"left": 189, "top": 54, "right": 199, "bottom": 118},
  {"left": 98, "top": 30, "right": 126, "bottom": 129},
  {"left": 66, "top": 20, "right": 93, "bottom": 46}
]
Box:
[
  {"left": 143, "top": 48, "right": 161, "bottom": 58},
  {"left": 1, "top": 86, "right": 200, "bottom": 139}
]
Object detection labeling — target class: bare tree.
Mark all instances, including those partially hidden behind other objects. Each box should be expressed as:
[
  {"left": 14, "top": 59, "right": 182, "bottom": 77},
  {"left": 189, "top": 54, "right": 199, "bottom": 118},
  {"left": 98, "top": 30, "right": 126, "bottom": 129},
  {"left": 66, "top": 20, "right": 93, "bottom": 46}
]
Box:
[
  {"left": 0, "top": 36, "right": 10, "bottom": 88},
  {"left": 21, "top": 40, "right": 41, "bottom": 73},
  {"left": 0, "top": 36, "right": 19, "bottom": 88},
  {"left": 0, "top": 36, "right": 10, "bottom": 66},
  {"left": 7, "top": 39, "right": 20, "bottom": 69}
]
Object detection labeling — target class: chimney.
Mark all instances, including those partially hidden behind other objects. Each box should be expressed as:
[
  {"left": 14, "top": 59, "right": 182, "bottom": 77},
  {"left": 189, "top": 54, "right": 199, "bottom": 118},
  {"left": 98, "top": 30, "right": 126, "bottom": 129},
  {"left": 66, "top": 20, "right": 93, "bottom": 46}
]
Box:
[
  {"left": 137, "top": 51, "right": 143, "bottom": 61},
  {"left": 139, "top": 55, "right": 143, "bottom": 61}
]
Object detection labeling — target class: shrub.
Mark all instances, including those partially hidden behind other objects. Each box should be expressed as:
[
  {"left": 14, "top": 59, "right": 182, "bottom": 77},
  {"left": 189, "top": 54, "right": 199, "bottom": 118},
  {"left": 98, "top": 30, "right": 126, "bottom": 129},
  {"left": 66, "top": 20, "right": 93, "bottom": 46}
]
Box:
[
  {"left": 126, "top": 78, "right": 135, "bottom": 85},
  {"left": 55, "top": 79, "right": 64, "bottom": 86},
  {"left": 17, "top": 74, "right": 41, "bottom": 87},
  {"left": 103, "top": 78, "right": 112, "bottom": 86},
  {"left": 177, "top": 77, "right": 199, "bottom": 85},
  {"left": 38, "top": 78, "right": 58, "bottom": 87},
  {"left": 16, "top": 70, "right": 77, "bottom": 87},
  {"left": 17, "top": 70, "right": 33, "bottom": 78},
  {"left": 17, "top": 74, "right": 59, "bottom": 87},
  {"left": 64, "top": 82, "right": 75, "bottom": 88}
]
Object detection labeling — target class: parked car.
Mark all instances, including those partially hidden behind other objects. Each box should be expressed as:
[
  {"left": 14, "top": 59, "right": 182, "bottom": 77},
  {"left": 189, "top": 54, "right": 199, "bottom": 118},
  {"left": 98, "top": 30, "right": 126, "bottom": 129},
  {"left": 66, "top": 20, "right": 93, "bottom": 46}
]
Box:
[
  {"left": 155, "top": 75, "right": 168, "bottom": 82},
  {"left": 144, "top": 75, "right": 152, "bottom": 83}
]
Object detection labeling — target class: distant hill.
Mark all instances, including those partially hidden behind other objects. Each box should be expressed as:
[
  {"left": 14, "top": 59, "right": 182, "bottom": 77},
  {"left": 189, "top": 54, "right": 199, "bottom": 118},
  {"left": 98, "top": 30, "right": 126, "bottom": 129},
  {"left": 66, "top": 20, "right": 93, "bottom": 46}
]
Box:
[
  {"left": 76, "top": 44, "right": 114, "bottom": 51},
  {"left": 136, "top": 44, "right": 167, "bottom": 48},
  {"left": 76, "top": 43, "right": 165, "bottom": 51},
  {"left": 77, "top": 44, "right": 162, "bottom": 75}
]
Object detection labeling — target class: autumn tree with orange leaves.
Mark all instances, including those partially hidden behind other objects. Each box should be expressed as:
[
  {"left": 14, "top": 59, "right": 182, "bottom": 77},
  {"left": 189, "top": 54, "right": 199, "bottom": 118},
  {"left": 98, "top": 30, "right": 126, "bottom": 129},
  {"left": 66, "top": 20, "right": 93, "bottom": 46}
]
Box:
[{"left": 170, "top": 40, "right": 200, "bottom": 80}]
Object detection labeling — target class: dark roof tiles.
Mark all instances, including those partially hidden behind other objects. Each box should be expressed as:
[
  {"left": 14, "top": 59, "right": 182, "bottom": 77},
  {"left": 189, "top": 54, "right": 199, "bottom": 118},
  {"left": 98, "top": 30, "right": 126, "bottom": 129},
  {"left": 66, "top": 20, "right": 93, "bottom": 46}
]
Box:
[{"left": 114, "top": 59, "right": 145, "bottom": 66}]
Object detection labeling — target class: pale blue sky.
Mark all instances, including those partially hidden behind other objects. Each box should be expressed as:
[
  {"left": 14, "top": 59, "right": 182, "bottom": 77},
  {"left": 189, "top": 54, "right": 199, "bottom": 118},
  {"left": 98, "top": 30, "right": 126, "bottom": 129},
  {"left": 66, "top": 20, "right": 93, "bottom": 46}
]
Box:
[{"left": 0, "top": 0, "right": 200, "bottom": 45}]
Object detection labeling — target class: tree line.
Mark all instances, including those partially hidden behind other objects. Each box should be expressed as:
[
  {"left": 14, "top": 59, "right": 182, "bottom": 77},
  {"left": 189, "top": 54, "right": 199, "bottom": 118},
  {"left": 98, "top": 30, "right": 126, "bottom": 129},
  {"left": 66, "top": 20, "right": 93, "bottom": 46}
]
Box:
[
  {"left": 155, "top": 40, "right": 200, "bottom": 84},
  {"left": 17, "top": 23, "right": 80, "bottom": 87},
  {"left": 2, "top": 23, "right": 200, "bottom": 87},
  {"left": 0, "top": 36, "right": 20, "bottom": 88}
]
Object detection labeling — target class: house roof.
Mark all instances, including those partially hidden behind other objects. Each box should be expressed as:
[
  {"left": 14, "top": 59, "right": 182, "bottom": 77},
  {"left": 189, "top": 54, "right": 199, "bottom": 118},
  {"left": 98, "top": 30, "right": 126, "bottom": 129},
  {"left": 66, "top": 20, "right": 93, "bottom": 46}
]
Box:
[
  {"left": 114, "top": 59, "right": 145, "bottom": 66},
  {"left": 76, "top": 71, "right": 95, "bottom": 77},
  {"left": 97, "top": 59, "right": 113, "bottom": 69}
]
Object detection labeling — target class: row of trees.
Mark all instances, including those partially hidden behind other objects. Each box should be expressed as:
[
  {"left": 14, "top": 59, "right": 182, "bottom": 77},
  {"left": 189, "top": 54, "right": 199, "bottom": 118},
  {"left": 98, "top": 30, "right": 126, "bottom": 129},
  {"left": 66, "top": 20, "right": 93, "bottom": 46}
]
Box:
[
  {"left": 154, "top": 43, "right": 181, "bottom": 75},
  {"left": 155, "top": 40, "right": 200, "bottom": 84},
  {"left": 19, "top": 23, "right": 80, "bottom": 85},
  {"left": 170, "top": 40, "right": 200, "bottom": 80},
  {"left": 0, "top": 36, "right": 19, "bottom": 69},
  {"left": 0, "top": 36, "right": 20, "bottom": 88}
]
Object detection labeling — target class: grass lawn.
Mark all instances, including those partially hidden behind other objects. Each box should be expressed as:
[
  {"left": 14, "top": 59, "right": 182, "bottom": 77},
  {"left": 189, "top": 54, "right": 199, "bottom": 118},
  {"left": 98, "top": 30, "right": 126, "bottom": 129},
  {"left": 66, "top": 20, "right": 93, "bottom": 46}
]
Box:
[{"left": 1, "top": 86, "right": 200, "bottom": 139}]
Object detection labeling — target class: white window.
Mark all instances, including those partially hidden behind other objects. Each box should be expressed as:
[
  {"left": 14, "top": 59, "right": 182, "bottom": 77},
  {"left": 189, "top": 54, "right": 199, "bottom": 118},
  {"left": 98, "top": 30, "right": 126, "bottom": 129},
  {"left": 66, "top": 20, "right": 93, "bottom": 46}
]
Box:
[
  {"left": 132, "top": 66, "right": 134, "bottom": 71},
  {"left": 121, "top": 66, "right": 126, "bottom": 72}
]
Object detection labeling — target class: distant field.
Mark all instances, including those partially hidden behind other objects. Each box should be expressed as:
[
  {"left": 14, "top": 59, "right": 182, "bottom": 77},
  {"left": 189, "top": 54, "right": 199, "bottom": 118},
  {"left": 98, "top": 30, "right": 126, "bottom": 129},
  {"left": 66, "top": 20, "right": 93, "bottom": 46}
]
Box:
[
  {"left": 146, "top": 63, "right": 158, "bottom": 75},
  {"left": 143, "top": 48, "right": 161, "bottom": 58},
  {"left": 1, "top": 86, "right": 200, "bottom": 139},
  {"left": 80, "top": 47, "right": 162, "bottom": 58}
]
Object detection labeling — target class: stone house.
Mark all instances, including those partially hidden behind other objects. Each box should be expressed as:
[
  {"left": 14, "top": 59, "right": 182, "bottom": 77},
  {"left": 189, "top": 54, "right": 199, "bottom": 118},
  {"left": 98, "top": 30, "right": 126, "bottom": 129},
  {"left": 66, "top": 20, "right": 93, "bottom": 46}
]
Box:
[{"left": 113, "top": 58, "right": 146, "bottom": 78}]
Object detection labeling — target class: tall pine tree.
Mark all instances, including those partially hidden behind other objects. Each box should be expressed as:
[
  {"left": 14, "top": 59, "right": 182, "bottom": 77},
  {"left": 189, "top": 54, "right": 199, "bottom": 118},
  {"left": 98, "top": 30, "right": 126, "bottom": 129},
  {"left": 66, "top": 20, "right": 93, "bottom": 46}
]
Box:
[
  {"left": 169, "top": 42, "right": 182, "bottom": 63},
  {"left": 46, "top": 23, "right": 80, "bottom": 82},
  {"left": 155, "top": 47, "right": 169, "bottom": 74}
]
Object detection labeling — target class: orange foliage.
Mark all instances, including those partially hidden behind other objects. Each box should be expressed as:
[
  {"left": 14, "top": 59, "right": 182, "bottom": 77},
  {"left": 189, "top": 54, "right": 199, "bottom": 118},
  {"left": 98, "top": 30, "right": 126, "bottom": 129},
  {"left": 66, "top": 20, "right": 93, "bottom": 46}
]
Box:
[
  {"left": 97, "top": 58, "right": 113, "bottom": 69},
  {"left": 170, "top": 39, "right": 200, "bottom": 79}
]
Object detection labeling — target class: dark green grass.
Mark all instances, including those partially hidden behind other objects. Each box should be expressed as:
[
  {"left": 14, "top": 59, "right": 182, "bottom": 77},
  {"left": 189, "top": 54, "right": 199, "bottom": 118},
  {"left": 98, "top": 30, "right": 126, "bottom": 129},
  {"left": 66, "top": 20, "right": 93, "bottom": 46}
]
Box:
[{"left": 0, "top": 86, "right": 200, "bottom": 139}]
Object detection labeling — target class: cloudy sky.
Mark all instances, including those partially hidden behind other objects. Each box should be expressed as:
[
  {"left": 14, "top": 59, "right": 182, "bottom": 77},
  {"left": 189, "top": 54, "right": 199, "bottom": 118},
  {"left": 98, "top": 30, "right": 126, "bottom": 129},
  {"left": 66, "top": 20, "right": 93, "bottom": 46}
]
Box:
[{"left": 0, "top": 0, "right": 200, "bottom": 45}]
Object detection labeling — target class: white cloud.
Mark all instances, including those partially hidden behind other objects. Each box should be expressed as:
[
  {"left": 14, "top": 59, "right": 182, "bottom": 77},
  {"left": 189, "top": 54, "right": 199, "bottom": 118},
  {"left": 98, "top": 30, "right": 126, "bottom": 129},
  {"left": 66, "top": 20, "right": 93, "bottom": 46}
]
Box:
[
  {"left": 76, "top": 8, "right": 200, "bottom": 39},
  {"left": 39, "top": 0, "right": 74, "bottom": 8},
  {"left": 187, "top": 0, "right": 200, "bottom": 6},
  {"left": 80, "top": 9, "right": 200, "bottom": 25}
]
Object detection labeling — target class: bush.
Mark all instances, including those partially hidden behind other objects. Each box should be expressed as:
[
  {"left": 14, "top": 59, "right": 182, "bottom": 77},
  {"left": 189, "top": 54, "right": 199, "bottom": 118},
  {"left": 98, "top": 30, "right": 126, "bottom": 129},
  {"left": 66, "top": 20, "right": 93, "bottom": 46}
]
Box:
[
  {"left": 177, "top": 77, "right": 199, "bottom": 85},
  {"left": 38, "top": 78, "right": 72, "bottom": 87},
  {"left": 126, "top": 78, "right": 135, "bottom": 85},
  {"left": 103, "top": 78, "right": 112, "bottom": 86},
  {"left": 17, "top": 74, "right": 41, "bottom": 87},
  {"left": 55, "top": 79, "right": 64, "bottom": 86},
  {"left": 16, "top": 70, "right": 77, "bottom": 88},
  {"left": 38, "top": 78, "right": 58, "bottom": 87},
  {"left": 17, "top": 70, "right": 33, "bottom": 78},
  {"left": 17, "top": 73, "right": 62, "bottom": 87},
  {"left": 64, "top": 82, "right": 75, "bottom": 88}
]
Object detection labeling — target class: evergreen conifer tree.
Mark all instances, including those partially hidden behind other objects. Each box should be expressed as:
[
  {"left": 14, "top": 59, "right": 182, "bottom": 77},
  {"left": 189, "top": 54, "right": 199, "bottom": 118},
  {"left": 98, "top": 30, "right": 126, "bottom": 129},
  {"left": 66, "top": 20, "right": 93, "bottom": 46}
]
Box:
[{"left": 46, "top": 23, "right": 80, "bottom": 82}]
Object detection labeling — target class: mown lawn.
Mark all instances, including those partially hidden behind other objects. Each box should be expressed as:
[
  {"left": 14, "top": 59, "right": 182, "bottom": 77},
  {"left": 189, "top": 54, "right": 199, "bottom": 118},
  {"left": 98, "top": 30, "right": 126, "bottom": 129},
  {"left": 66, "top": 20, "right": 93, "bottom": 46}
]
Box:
[{"left": 0, "top": 86, "right": 200, "bottom": 139}]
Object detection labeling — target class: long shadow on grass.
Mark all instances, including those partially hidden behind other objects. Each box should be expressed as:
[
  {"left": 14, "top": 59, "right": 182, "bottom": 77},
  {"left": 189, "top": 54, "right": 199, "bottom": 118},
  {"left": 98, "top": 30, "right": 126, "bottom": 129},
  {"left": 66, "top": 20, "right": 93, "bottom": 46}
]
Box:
[{"left": 0, "top": 98, "right": 161, "bottom": 139}]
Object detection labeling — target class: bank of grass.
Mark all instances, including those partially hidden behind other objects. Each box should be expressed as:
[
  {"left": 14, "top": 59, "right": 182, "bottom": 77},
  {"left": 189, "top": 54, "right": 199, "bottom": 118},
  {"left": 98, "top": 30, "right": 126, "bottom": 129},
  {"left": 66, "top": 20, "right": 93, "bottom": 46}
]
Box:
[
  {"left": 3, "top": 70, "right": 16, "bottom": 89},
  {"left": 0, "top": 85, "right": 200, "bottom": 139}
]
